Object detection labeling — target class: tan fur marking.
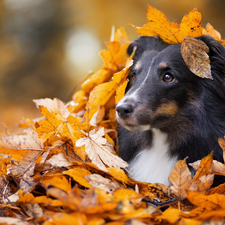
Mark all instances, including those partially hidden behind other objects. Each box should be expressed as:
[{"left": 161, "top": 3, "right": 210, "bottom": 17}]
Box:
[
  {"left": 134, "top": 61, "right": 141, "bottom": 70},
  {"left": 158, "top": 62, "right": 168, "bottom": 69},
  {"left": 154, "top": 102, "right": 178, "bottom": 117}
]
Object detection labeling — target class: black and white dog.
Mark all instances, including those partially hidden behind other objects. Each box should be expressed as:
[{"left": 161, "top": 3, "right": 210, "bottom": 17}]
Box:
[{"left": 116, "top": 35, "right": 225, "bottom": 186}]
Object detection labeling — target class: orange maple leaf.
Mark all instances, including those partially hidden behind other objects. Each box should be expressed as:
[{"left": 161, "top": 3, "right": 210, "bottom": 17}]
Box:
[{"left": 131, "top": 5, "right": 202, "bottom": 44}]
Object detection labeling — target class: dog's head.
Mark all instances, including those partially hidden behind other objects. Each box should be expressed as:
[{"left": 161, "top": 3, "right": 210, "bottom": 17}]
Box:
[{"left": 116, "top": 35, "right": 225, "bottom": 132}]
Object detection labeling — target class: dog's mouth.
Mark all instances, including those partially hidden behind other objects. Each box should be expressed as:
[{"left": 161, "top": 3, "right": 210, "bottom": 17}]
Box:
[{"left": 116, "top": 112, "right": 151, "bottom": 131}]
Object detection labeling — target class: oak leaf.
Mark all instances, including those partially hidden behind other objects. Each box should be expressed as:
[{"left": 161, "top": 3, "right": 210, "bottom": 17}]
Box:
[
  {"left": 76, "top": 128, "right": 128, "bottom": 172},
  {"left": 181, "top": 36, "right": 212, "bottom": 79},
  {"left": 131, "top": 5, "right": 202, "bottom": 44}
]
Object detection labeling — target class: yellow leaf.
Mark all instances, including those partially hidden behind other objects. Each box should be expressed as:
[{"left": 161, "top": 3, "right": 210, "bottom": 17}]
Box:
[
  {"left": 132, "top": 5, "right": 202, "bottom": 44},
  {"left": 191, "top": 151, "right": 213, "bottom": 182},
  {"left": 63, "top": 167, "right": 92, "bottom": 188},
  {"left": 115, "top": 79, "right": 128, "bottom": 104},
  {"left": 41, "top": 175, "right": 71, "bottom": 192},
  {"left": 187, "top": 191, "right": 225, "bottom": 210},
  {"left": 36, "top": 106, "right": 85, "bottom": 143},
  {"left": 156, "top": 207, "right": 181, "bottom": 224},
  {"left": 202, "top": 23, "right": 225, "bottom": 45},
  {"left": 84, "top": 60, "right": 131, "bottom": 122}
]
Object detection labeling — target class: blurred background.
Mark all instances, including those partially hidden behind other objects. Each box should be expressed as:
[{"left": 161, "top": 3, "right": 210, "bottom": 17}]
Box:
[{"left": 1, "top": 0, "right": 225, "bottom": 135}]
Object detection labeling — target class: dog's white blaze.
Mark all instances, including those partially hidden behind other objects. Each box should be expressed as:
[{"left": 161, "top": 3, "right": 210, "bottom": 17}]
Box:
[
  {"left": 128, "top": 128, "right": 177, "bottom": 185},
  {"left": 117, "top": 61, "right": 152, "bottom": 106}
]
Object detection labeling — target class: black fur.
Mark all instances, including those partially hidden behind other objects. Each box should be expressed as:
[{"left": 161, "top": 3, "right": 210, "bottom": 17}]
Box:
[{"left": 116, "top": 35, "right": 225, "bottom": 186}]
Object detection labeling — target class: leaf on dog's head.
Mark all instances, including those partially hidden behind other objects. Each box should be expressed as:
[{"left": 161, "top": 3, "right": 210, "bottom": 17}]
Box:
[{"left": 181, "top": 36, "right": 212, "bottom": 79}]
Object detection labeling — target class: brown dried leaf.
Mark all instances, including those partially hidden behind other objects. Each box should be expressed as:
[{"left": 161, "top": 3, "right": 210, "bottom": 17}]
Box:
[
  {"left": 189, "top": 174, "right": 214, "bottom": 193},
  {"left": 169, "top": 158, "right": 192, "bottom": 197},
  {"left": 85, "top": 174, "right": 122, "bottom": 194},
  {"left": 24, "top": 203, "right": 43, "bottom": 218},
  {"left": 76, "top": 128, "right": 128, "bottom": 172},
  {"left": 47, "top": 153, "right": 73, "bottom": 167},
  {"left": 181, "top": 36, "right": 212, "bottom": 79}
]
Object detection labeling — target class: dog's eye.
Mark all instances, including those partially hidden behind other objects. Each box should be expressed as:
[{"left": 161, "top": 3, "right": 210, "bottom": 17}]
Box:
[{"left": 163, "top": 73, "right": 174, "bottom": 82}]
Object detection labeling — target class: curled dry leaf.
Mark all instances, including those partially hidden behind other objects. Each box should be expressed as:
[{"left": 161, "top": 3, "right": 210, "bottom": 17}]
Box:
[{"left": 181, "top": 36, "right": 212, "bottom": 79}]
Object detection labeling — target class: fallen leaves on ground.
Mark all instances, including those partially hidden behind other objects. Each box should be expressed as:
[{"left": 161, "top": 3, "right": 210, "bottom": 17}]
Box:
[{"left": 1, "top": 5, "right": 225, "bottom": 225}]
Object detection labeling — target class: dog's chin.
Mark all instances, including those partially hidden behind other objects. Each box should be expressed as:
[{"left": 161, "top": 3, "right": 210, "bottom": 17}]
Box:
[
  {"left": 124, "top": 124, "right": 151, "bottom": 132},
  {"left": 117, "top": 119, "right": 151, "bottom": 132}
]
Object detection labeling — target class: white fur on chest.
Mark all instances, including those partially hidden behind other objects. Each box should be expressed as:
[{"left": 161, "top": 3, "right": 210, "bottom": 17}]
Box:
[{"left": 128, "top": 128, "right": 177, "bottom": 185}]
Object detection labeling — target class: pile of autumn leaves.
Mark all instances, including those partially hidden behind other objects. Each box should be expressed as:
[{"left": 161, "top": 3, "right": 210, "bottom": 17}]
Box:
[{"left": 1, "top": 5, "right": 225, "bottom": 225}]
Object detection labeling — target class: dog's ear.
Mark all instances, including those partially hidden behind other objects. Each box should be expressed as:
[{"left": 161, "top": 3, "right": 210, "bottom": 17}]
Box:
[
  {"left": 127, "top": 36, "right": 168, "bottom": 58},
  {"left": 197, "top": 35, "right": 225, "bottom": 78}
]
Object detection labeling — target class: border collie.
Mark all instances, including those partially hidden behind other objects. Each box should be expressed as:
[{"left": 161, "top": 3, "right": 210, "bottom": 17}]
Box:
[{"left": 116, "top": 35, "right": 225, "bottom": 186}]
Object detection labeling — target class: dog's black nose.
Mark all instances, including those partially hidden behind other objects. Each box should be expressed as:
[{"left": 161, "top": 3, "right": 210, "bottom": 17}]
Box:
[{"left": 116, "top": 104, "right": 134, "bottom": 119}]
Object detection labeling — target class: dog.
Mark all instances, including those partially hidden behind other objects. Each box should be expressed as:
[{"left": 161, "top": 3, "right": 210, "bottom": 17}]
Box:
[{"left": 116, "top": 35, "right": 225, "bottom": 186}]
